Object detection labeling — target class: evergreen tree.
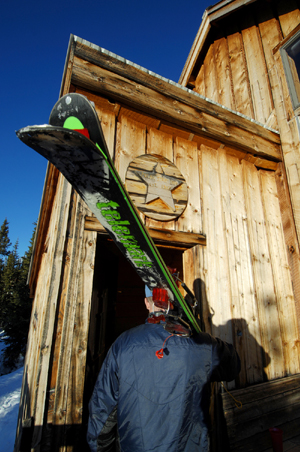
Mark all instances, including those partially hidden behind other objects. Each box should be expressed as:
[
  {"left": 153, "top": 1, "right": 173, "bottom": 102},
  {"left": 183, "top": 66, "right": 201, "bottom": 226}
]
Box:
[
  {"left": 0, "top": 219, "right": 12, "bottom": 328},
  {"left": 0, "top": 218, "right": 11, "bottom": 259},
  {"left": 1, "top": 241, "right": 22, "bottom": 366},
  {"left": 0, "top": 222, "right": 35, "bottom": 368}
]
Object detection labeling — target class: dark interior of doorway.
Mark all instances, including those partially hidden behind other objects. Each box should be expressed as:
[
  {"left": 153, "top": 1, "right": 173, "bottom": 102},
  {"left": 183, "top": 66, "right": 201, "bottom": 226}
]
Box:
[{"left": 83, "top": 235, "right": 184, "bottom": 424}]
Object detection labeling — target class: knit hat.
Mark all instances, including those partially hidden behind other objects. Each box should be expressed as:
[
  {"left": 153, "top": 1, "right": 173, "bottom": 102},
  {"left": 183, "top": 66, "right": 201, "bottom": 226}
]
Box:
[{"left": 145, "top": 285, "right": 152, "bottom": 298}]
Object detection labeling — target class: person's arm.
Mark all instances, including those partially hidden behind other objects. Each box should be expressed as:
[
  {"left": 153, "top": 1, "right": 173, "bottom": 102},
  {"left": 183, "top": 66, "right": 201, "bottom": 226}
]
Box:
[
  {"left": 87, "top": 347, "right": 119, "bottom": 452},
  {"left": 210, "top": 336, "right": 241, "bottom": 382}
]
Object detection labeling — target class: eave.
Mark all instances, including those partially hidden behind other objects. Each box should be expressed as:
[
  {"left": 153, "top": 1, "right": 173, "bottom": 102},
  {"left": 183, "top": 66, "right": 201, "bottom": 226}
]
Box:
[{"left": 63, "top": 35, "right": 281, "bottom": 161}]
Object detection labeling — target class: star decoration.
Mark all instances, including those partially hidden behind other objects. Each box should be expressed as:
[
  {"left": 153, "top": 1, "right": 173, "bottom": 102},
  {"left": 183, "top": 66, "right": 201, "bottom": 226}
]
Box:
[{"left": 134, "top": 163, "right": 182, "bottom": 211}]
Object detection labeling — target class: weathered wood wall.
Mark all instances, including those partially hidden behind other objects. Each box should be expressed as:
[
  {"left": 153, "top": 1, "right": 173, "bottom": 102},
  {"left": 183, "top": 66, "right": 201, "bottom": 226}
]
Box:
[
  {"left": 17, "top": 86, "right": 300, "bottom": 449},
  {"left": 14, "top": 177, "right": 97, "bottom": 451},
  {"left": 191, "top": 1, "right": 300, "bottom": 130},
  {"left": 222, "top": 373, "right": 300, "bottom": 451},
  {"left": 188, "top": 3, "right": 300, "bottom": 308},
  {"left": 178, "top": 1, "right": 300, "bottom": 446},
  {"left": 183, "top": 146, "right": 300, "bottom": 387},
  {"left": 75, "top": 88, "right": 300, "bottom": 389}
]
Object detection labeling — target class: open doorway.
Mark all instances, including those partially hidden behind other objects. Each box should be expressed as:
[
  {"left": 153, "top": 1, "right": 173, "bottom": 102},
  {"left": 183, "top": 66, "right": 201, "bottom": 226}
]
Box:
[
  {"left": 81, "top": 236, "right": 185, "bottom": 447},
  {"left": 84, "top": 236, "right": 184, "bottom": 392}
]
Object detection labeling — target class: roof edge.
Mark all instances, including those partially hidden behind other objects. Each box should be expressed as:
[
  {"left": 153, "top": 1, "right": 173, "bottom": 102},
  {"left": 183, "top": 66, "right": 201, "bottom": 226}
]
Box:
[
  {"left": 72, "top": 35, "right": 278, "bottom": 135},
  {"left": 178, "top": 10, "right": 210, "bottom": 86},
  {"left": 179, "top": 0, "right": 258, "bottom": 86}
]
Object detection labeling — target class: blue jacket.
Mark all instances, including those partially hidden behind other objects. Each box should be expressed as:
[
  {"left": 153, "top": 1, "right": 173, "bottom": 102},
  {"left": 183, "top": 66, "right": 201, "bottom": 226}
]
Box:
[{"left": 87, "top": 321, "right": 240, "bottom": 452}]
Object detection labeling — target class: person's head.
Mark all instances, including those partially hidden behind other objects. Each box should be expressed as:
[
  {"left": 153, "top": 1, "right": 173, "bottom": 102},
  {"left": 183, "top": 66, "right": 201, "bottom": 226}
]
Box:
[
  {"left": 144, "top": 286, "right": 164, "bottom": 313},
  {"left": 144, "top": 295, "right": 162, "bottom": 313}
]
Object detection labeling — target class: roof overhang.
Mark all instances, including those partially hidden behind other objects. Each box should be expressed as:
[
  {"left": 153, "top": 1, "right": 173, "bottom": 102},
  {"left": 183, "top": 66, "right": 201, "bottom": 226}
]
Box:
[{"left": 60, "top": 35, "right": 280, "bottom": 161}]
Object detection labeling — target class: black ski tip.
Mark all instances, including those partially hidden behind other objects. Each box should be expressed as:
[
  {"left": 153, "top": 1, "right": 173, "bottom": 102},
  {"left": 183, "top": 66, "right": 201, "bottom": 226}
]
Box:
[
  {"left": 49, "top": 93, "right": 91, "bottom": 126},
  {"left": 16, "top": 125, "right": 35, "bottom": 141},
  {"left": 16, "top": 126, "right": 31, "bottom": 136},
  {"left": 48, "top": 93, "right": 108, "bottom": 153},
  {"left": 16, "top": 125, "right": 56, "bottom": 139}
]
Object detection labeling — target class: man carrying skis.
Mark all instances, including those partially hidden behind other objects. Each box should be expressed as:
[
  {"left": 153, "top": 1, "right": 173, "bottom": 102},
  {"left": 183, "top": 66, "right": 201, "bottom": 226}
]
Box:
[{"left": 87, "top": 287, "right": 240, "bottom": 452}]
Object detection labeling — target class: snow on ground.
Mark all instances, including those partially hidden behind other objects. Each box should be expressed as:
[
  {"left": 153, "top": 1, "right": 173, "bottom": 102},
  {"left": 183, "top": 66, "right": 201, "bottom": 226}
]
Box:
[
  {"left": 0, "top": 331, "right": 23, "bottom": 452},
  {"left": 0, "top": 367, "right": 23, "bottom": 451}
]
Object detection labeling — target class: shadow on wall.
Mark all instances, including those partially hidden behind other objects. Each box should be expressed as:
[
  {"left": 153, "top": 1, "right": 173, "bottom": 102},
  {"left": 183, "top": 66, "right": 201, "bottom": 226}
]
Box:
[
  {"left": 189, "top": 278, "right": 271, "bottom": 452},
  {"left": 190, "top": 277, "right": 271, "bottom": 388}
]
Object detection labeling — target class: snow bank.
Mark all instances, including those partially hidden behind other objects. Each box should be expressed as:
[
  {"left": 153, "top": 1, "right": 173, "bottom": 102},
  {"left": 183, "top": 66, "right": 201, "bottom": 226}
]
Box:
[
  {"left": 0, "top": 367, "right": 23, "bottom": 451},
  {"left": 0, "top": 332, "right": 23, "bottom": 451}
]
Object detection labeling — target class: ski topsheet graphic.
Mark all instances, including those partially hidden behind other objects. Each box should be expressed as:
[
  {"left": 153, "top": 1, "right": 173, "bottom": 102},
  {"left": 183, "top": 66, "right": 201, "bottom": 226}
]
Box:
[{"left": 16, "top": 93, "right": 200, "bottom": 334}]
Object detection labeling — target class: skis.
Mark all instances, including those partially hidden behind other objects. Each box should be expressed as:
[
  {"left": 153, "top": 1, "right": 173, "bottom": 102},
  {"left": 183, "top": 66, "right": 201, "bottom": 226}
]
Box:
[{"left": 16, "top": 93, "right": 201, "bottom": 334}]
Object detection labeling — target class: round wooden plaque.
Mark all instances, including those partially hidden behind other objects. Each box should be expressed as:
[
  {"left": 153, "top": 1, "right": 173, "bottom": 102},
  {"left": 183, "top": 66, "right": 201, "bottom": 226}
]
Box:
[{"left": 125, "top": 154, "right": 188, "bottom": 221}]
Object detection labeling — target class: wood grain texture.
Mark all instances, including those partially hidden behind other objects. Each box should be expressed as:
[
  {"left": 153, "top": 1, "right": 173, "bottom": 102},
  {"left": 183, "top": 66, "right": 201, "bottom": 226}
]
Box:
[
  {"left": 242, "top": 25, "right": 274, "bottom": 124},
  {"left": 49, "top": 196, "right": 88, "bottom": 427},
  {"left": 258, "top": 11, "right": 284, "bottom": 128},
  {"left": 115, "top": 115, "right": 147, "bottom": 183},
  {"left": 175, "top": 137, "right": 202, "bottom": 233},
  {"left": 46, "top": 197, "right": 96, "bottom": 450},
  {"left": 125, "top": 153, "right": 188, "bottom": 222},
  {"left": 201, "top": 145, "right": 234, "bottom": 345},
  {"left": 213, "top": 37, "right": 235, "bottom": 110},
  {"left": 242, "top": 160, "right": 285, "bottom": 380},
  {"left": 16, "top": 175, "right": 73, "bottom": 451},
  {"left": 277, "top": 0, "right": 300, "bottom": 37},
  {"left": 194, "top": 65, "right": 205, "bottom": 97},
  {"left": 84, "top": 216, "right": 206, "bottom": 247},
  {"left": 260, "top": 170, "right": 300, "bottom": 375},
  {"left": 146, "top": 128, "right": 175, "bottom": 230},
  {"left": 222, "top": 374, "right": 300, "bottom": 452},
  {"left": 95, "top": 108, "right": 116, "bottom": 158},
  {"left": 268, "top": 59, "right": 300, "bottom": 245},
  {"left": 66, "top": 229, "right": 96, "bottom": 427},
  {"left": 224, "top": 31, "right": 254, "bottom": 118},
  {"left": 203, "top": 45, "right": 219, "bottom": 103},
  {"left": 71, "top": 56, "right": 281, "bottom": 160},
  {"left": 218, "top": 150, "right": 263, "bottom": 386},
  {"left": 28, "top": 164, "right": 60, "bottom": 297},
  {"left": 275, "top": 164, "right": 300, "bottom": 334},
  {"left": 183, "top": 245, "right": 207, "bottom": 331},
  {"left": 74, "top": 40, "right": 261, "bottom": 135}
]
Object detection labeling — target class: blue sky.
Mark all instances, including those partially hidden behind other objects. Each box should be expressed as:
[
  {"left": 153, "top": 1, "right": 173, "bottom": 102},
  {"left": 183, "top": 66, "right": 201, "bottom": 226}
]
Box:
[{"left": 1, "top": 0, "right": 212, "bottom": 257}]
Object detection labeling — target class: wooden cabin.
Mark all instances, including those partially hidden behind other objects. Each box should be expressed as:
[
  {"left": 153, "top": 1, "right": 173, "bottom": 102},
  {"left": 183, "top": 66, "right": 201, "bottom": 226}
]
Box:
[{"left": 15, "top": 0, "right": 300, "bottom": 450}]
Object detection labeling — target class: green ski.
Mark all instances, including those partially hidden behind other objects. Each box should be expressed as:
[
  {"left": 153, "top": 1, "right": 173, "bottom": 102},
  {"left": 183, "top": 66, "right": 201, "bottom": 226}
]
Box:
[{"left": 17, "top": 93, "right": 201, "bottom": 334}]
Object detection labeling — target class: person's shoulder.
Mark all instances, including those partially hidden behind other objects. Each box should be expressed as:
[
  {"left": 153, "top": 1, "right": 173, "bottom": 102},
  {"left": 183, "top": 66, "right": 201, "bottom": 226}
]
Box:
[{"left": 113, "top": 323, "right": 150, "bottom": 348}]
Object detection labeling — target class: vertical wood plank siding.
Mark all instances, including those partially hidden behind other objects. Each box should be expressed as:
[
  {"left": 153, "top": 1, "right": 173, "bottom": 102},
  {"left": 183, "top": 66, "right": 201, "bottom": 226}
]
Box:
[
  {"left": 146, "top": 128, "right": 175, "bottom": 230},
  {"left": 188, "top": 3, "right": 300, "bottom": 385},
  {"left": 175, "top": 138, "right": 202, "bottom": 233},
  {"left": 227, "top": 32, "right": 254, "bottom": 118},
  {"left": 17, "top": 104, "right": 299, "bottom": 448},
  {"left": 115, "top": 115, "right": 147, "bottom": 182},
  {"left": 219, "top": 152, "right": 262, "bottom": 387},
  {"left": 242, "top": 25, "right": 274, "bottom": 124},
  {"left": 260, "top": 171, "right": 300, "bottom": 374},
  {"left": 15, "top": 176, "right": 73, "bottom": 450},
  {"left": 278, "top": 0, "right": 300, "bottom": 36},
  {"left": 243, "top": 160, "right": 285, "bottom": 380},
  {"left": 192, "top": 3, "right": 300, "bottom": 129},
  {"left": 275, "top": 164, "right": 300, "bottom": 332},
  {"left": 102, "top": 100, "right": 299, "bottom": 384},
  {"left": 199, "top": 146, "right": 299, "bottom": 383}
]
